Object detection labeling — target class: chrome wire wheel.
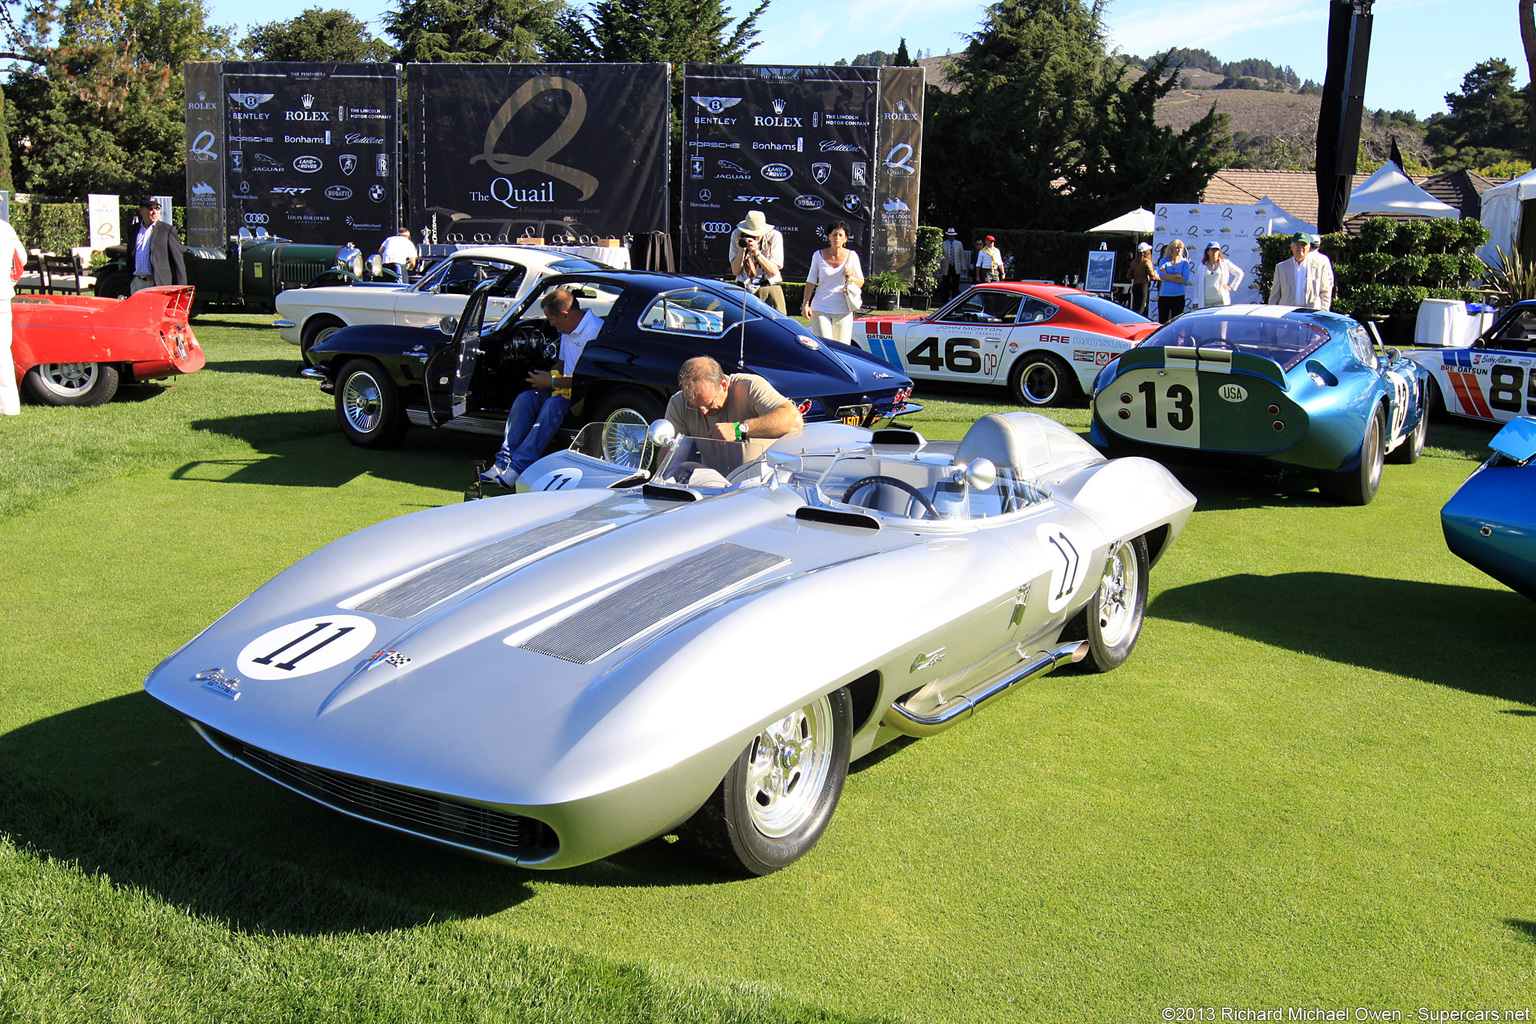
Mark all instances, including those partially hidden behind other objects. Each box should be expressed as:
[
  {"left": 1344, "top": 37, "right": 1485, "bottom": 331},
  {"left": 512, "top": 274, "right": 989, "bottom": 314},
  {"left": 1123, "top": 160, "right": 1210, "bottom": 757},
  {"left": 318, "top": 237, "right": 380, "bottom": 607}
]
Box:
[
  {"left": 341, "top": 369, "right": 384, "bottom": 433},
  {"left": 1095, "top": 538, "right": 1141, "bottom": 650},
  {"left": 601, "top": 407, "right": 650, "bottom": 467},
  {"left": 742, "top": 694, "right": 837, "bottom": 839}
]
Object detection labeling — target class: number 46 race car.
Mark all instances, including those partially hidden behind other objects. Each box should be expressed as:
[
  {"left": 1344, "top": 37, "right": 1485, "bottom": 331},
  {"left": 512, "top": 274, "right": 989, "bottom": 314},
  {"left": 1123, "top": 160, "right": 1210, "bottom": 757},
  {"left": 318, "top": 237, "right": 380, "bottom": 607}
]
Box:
[{"left": 856, "top": 283, "right": 1159, "bottom": 407}]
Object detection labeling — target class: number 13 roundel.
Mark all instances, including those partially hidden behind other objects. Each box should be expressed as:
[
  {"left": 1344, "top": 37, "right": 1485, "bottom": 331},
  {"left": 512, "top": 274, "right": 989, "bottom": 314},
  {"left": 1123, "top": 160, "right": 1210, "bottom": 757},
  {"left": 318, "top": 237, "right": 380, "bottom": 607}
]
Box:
[{"left": 237, "top": 615, "right": 378, "bottom": 680}]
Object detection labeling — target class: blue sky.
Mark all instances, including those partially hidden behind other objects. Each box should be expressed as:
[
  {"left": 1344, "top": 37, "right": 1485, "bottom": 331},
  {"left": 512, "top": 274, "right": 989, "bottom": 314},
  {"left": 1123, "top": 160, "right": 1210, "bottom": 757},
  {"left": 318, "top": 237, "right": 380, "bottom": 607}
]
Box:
[{"left": 207, "top": 0, "right": 1522, "bottom": 120}]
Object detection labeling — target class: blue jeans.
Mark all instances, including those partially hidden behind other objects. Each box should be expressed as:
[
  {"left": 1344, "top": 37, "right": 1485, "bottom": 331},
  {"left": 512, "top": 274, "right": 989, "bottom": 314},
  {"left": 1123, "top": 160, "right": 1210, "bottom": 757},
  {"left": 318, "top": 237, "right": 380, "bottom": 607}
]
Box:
[{"left": 494, "top": 389, "right": 570, "bottom": 473}]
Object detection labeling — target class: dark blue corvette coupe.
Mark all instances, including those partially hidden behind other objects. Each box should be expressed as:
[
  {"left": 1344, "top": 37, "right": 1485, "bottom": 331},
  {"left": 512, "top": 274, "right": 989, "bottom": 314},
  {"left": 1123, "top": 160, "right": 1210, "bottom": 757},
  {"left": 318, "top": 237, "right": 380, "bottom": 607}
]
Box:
[
  {"left": 1442, "top": 415, "right": 1536, "bottom": 601},
  {"left": 302, "top": 268, "right": 914, "bottom": 455},
  {"left": 1089, "top": 304, "right": 1429, "bottom": 505}
]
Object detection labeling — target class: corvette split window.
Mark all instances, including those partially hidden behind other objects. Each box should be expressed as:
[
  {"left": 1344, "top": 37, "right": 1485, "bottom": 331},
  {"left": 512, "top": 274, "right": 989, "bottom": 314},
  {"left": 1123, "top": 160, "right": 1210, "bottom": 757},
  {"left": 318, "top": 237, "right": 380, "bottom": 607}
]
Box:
[{"left": 639, "top": 289, "right": 727, "bottom": 337}]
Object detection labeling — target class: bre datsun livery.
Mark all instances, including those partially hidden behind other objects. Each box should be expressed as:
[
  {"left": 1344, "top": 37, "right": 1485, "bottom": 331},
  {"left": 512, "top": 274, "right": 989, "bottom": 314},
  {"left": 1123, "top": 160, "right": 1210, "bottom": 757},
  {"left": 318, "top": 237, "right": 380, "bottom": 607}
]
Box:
[
  {"left": 1090, "top": 305, "right": 1428, "bottom": 505},
  {"left": 143, "top": 413, "right": 1195, "bottom": 876},
  {"left": 1441, "top": 415, "right": 1536, "bottom": 601},
  {"left": 1406, "top": 300, "right": 1536, "bottom": 425},
  {"left": 856, "top": 283, "right": 1158, "bottom": 407}
]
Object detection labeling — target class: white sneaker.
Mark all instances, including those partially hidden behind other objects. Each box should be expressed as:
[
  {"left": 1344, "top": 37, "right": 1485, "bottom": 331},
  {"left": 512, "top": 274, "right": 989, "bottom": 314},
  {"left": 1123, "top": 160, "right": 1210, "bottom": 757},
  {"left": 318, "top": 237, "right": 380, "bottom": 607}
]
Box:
[{"left": 479, "top": 465, "right": 519, "bottom": 488}]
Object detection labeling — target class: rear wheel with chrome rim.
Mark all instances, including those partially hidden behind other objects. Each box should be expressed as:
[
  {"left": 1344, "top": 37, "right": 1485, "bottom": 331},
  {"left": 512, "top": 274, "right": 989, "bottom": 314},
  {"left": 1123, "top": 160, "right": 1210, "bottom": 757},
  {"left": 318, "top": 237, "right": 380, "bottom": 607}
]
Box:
[
  {"left": 23, "top": 362, "right": 120, "bottom": 406},
  {"left": 1081, "top": 534, "right": 1149, "bottom": 672},
  {"left": 685, "top": 686, "right": 852, "bottom": 875}
]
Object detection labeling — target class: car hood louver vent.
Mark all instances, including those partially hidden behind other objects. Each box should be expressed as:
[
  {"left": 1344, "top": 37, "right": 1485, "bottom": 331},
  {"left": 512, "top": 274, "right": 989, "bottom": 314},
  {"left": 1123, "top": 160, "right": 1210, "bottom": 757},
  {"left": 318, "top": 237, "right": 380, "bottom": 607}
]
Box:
[
  {"left": 355, "top": 517, "right": 617, "bottom": 619},
  {"left": 518, "top": 541, "right": 788, "bottom": 664}
]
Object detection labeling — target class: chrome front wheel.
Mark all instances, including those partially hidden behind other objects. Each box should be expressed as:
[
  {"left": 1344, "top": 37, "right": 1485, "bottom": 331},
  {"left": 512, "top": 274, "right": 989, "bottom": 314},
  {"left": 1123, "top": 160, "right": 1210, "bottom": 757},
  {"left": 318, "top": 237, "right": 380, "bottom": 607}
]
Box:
[{"left": 1082, "top": 534, "right": 1149, "bottom": 672}]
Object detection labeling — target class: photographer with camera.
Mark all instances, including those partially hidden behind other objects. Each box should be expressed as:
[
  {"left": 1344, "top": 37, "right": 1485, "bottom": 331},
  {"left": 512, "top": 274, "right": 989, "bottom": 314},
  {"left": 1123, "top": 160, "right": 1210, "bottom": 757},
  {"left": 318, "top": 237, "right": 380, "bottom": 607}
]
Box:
[{"left": 727, "top": 210, "right": 787, "bottom": 314}]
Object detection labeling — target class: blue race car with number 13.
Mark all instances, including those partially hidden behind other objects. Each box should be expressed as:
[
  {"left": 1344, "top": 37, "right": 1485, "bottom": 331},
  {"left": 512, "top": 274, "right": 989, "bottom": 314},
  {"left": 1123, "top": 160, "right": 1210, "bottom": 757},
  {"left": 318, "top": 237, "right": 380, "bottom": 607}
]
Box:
[{"left": 1089, "top": 305, "right": 1429, "bottom": 505}]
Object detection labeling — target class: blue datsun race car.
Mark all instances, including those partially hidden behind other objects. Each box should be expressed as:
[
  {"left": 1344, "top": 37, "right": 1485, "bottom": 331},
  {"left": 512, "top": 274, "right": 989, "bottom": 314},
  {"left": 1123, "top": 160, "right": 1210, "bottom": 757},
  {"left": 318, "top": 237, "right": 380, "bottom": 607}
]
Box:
[
  {"left": 1405, "top": 299, "right": 1536, "bottom": 426},
  {"left": 1089, "top": 304, "right": 1429, "bottom": 505},
  {"left": 1441, "top": 415, "right": 1536, "bottom": 601}
]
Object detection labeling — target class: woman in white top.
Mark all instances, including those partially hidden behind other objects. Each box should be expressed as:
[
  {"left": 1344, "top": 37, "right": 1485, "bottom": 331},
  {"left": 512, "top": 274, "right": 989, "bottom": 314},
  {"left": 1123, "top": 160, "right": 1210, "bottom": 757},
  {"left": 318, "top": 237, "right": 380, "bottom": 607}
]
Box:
[
  {"left": 1186, "top": 241, "right": 1245, "bottom": 309},
  {"left": 800, "top": 220, "right": 864, "bottom": 344}
]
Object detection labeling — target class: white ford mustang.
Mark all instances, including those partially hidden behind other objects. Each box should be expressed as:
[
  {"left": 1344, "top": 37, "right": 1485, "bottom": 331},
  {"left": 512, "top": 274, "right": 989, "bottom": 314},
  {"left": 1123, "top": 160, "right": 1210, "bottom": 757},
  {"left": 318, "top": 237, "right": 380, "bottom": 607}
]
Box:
[{"left": 274, "top": 245, "right": 603, "bottom": 354}]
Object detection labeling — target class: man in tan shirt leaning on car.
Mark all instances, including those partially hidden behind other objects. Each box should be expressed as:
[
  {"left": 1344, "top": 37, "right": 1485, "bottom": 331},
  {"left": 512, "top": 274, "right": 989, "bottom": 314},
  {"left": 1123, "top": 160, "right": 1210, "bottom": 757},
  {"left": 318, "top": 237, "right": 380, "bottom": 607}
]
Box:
[{"left": 665, "top": 356, "right": 804, "bottom": 442}]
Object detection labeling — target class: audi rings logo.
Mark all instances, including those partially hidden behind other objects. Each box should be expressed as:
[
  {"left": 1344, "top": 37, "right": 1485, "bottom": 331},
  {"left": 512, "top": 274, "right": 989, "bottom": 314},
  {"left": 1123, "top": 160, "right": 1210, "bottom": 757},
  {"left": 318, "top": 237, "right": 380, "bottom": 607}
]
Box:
[
  {"left": 244, "top": 213, "right": 269, "bottom": 225},
  {"left": 700, "top": 222, "right": 733, "bottom": 235},
  {"left": 292, "top": 155, "right": 323, "bottom": 173},
  {"left": 795, "top": 195, "right": 824, "bottom": 210},
  {"left": 761, "top": 163, "right": 793, "bottom": 181},
  {"left": 325, "top": 185, "right": 353, "bottom": 200}
]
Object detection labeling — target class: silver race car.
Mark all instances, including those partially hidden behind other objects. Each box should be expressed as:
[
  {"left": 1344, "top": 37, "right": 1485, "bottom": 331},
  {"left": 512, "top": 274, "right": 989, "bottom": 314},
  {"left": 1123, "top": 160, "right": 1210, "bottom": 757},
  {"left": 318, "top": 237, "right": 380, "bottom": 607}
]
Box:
[{"left": 144, "top": 413, "right": 1196, "bottom": 875}]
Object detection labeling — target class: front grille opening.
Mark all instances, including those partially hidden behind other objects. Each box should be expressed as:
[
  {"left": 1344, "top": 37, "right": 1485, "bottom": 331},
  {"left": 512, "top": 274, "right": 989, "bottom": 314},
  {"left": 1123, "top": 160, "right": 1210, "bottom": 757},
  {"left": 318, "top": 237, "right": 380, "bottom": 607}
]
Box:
[{"left": 198, "top": 725, "right": 557, "bottom": 861}]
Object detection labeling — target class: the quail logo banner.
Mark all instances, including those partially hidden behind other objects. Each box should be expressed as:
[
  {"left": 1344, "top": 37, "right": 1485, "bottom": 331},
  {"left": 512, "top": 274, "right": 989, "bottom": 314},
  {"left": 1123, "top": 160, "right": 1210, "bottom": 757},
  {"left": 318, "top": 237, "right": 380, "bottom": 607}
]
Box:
[{"left": 408, "top": 63, "right": 668, "bottom": 245}]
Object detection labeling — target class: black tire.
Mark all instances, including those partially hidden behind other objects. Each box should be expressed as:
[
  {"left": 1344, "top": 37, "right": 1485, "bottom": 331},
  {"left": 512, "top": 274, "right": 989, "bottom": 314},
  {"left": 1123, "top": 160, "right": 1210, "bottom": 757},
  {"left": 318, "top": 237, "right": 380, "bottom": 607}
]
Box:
[
  {"left": 1387, "top": 406, "right": 1427, "bottom": 465},
  {"left": 684, "top": 687, "right": 852, "bottom": 876},
  {"left": 301, "top": 317, "right": 347, "bottom": 357},
  {"left": 23, "top": 363, "right": 120, "bottom": 406},
  {"left": 94, "top": 271, "right": 131, "bottom": 299},
  {"left": 1319, "top": 407, "right": 1384, "bottom": 506},
  {"left": 1008, "top": 352, "right": 1078, "bottom": 407},
  {"left": 1080, "top": 535, "right": 1150, "bottom": 672},
  {"left": 334, "top": 359, "right": 408, "bottom": 449},
  {"left": 1424, "top": 376, "right": 1451, "bottom": 423},
  {"left": 590, "top": 387, "right": 665, "bottom": 467}
]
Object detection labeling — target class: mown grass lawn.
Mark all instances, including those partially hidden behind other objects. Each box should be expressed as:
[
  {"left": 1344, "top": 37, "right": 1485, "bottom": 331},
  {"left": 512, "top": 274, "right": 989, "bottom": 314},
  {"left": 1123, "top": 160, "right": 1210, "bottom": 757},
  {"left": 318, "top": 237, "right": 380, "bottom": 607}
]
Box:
[{"left": 2, "top": 315, "right": 1533, "bottom": 1022}]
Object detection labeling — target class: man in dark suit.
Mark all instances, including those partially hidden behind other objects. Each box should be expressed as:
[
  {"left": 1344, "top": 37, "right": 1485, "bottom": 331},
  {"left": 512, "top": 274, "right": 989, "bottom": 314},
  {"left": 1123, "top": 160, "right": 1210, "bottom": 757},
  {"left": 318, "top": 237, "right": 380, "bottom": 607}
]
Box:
[{"left": 130, "top": 196, "right": 186, "bottom": 294}]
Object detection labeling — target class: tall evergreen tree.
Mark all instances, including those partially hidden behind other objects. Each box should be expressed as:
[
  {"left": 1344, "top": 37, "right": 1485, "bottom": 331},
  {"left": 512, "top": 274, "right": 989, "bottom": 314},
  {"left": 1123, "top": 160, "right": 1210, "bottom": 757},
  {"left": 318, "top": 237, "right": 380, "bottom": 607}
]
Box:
[
  {"left": 553, "top": 0, "right": 767, "bottom": 64},
  {"left": 383, "top": 0, "right": 567, "bottom": 63},
  {"left": 243, "top": 7, "right": 395, "bottom": 61},
  {"left": 1075, "top": 52, "right": 1225, "bottom": 222},
  {"left": 923, "top": 0, "right": 1108, "bottom": 230},
  {"left": 1425, "top": 58, "right": 1529, "bottom": 169}
]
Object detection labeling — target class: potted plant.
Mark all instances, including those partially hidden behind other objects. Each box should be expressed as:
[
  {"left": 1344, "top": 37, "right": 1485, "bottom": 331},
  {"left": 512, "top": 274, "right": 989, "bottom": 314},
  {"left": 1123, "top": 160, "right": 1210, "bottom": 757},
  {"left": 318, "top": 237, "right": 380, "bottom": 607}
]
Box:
[{"left": 866, "top": 270, "right": 906, "bottom": 311}]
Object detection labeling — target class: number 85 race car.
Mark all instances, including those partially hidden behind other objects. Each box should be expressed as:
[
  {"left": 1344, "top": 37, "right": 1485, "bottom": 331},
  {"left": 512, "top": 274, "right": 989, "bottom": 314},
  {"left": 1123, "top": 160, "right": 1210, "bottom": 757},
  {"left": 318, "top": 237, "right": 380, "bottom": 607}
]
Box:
[
  {"left": 143, "top": 413, "right": 1195, "bottom": 876},
  {"left": 856, "top": 283, "right": 1159, "bottom": 407}
]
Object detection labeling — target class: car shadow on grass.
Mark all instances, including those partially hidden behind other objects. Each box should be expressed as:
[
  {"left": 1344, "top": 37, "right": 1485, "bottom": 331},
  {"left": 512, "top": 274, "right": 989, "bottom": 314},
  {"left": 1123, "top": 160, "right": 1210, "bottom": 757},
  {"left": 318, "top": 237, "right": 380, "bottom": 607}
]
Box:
[
  {"left": 207, "top": 358, "right": 306, "bottom": 379},
  {"left": 0, "top": 692, "right": 549, "bottom": 930},
  {"left": 1151, "top": 572, "right": 1536, "bottom": 705},
  {"left": 1, "top": 690, "right": 745, "bottom": 913},
  {"left": 179, "top": 414, "right": 489, "bottom": 494}
]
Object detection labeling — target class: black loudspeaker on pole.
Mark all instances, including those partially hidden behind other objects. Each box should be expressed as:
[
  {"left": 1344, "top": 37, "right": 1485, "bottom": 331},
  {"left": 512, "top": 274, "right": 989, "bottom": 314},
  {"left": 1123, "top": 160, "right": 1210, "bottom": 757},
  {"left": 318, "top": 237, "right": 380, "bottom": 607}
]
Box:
[{"left": 1315, "top": 0, "right": 1374, "bottom": 235}]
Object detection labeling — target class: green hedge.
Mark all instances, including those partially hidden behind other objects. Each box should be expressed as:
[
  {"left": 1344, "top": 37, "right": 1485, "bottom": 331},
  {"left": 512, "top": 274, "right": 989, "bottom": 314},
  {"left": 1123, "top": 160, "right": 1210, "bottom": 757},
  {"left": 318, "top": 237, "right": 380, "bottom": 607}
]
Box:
[
  {"left": 1254, "top": 217, "right": 1491, "bottom": 320},
  {"left": 7, "top": 200, "right": 189, "bottom": 254}
]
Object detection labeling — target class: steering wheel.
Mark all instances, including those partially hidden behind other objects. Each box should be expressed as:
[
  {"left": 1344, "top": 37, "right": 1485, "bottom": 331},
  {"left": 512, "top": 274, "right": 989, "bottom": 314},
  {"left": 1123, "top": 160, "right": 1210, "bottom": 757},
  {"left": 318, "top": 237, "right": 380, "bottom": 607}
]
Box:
[{"left": 840, "top": 475, "right": 940, "bottom": 519}]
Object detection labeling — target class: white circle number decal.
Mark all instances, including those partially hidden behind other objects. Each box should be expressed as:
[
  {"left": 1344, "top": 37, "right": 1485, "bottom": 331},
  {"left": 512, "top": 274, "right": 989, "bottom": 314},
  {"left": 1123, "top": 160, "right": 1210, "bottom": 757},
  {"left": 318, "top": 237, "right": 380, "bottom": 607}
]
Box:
[
  {"left": 1037, "top": 524, "right": 1091, "bottom": 613},
  {"left": 236, "top": 615, "right": 377, "bottom": 680}
]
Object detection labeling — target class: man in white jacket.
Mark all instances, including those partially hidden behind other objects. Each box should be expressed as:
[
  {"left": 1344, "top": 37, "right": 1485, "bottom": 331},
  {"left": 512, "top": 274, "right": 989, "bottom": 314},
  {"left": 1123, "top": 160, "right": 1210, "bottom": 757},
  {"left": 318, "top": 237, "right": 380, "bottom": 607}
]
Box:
[{"left": 0, "top": 217, "right": 29, "bottom": 416}]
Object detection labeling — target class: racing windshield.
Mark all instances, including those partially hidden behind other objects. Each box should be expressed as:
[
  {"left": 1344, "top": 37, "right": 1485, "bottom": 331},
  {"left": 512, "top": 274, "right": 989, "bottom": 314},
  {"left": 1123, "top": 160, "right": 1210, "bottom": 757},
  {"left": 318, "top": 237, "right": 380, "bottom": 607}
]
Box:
[
  {"left": 1058, "top": 292, "right": 1154, "bottom": 325},
  {"left": 1142, "top": 313, "right": 1329, "bottom": 372},
  {"left": 808, "top": 452, "right": 1047, "bottom": 522}
]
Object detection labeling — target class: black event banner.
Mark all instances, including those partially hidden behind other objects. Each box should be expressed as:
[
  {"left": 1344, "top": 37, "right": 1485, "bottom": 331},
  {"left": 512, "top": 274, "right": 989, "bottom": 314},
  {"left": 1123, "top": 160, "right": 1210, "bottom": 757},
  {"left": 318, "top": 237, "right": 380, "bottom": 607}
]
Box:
[
  {"left": 407, "top": 64, "right": 669, "bottom": 246},
  {"left": 681, "top": 64, "right": 878, "bottom": 281},
  {"left": 184, "top": 61, "right": 224, "bottom": 249},
  {"left": 220, "top": 62, "right": 401, "bottom": 246},
  {"left": 873, "top": 66, "right": 924, "bottom": 280}
]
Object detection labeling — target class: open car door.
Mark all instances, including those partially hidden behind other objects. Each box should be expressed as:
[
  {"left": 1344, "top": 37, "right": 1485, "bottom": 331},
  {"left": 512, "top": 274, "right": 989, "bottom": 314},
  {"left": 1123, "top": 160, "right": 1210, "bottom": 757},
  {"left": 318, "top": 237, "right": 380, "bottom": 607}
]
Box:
[{"left": 424, "top": 269, "right": 522, "bottom": 427}]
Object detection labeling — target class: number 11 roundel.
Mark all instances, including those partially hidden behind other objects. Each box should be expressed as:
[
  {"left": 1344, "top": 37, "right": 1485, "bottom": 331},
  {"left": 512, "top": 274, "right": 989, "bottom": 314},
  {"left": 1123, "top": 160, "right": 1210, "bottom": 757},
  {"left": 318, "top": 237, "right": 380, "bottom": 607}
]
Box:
[{"left": 236, "top": 615, "right": 378, "bottom": 680}]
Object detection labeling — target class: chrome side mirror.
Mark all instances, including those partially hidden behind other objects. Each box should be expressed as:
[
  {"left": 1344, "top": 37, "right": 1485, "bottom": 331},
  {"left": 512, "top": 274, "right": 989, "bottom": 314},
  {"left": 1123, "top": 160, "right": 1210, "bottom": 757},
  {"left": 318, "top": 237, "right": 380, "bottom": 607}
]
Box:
[
  {"left": 438, "top": 315, "right": 458, "bottom": 336},
  {"left": 963, "top": 457, "right": 997, "bottom": 491},
  {"left": 648, "top": 418, "right": 678, "bottom": 447}
]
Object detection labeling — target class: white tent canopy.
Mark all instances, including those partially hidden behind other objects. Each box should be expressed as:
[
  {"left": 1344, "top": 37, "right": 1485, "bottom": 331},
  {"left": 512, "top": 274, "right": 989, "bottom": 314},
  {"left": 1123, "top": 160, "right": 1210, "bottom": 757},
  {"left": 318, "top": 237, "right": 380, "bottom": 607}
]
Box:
[
  {"left": 1087, "top": 208, "right": 1155, "bottom": 234},
  {"left": 1260, "top": 198, "right": 1317, "bottom": 238},
  {"left": 1347, "top": 163, "right": 1459, "bottom": 221},
  {"left": 1476, "top": 167, "right": 1536, "bottom": 267}
]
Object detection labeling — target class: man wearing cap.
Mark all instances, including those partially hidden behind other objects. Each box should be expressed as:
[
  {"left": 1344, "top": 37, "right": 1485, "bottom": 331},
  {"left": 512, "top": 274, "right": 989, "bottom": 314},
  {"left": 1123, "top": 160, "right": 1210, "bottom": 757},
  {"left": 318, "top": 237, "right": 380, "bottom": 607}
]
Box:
[
  {"left": 130, "top": 196, "right": 186, "bottom": 295},
  {"left": 728, "top": 210, "right": 786, "bottom": 313},
  {"left": 939, "top": 228, "right": 968, "bottom": 303},
  {"left": 1128, "top": 241, "right": 1159, "bottom": 318},
  {"left": 973, "top": 235, "right": 1003, "bottom": 283},
  {"left": 1268, "top": 232, "right": 1333, "bottom": 310}
]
